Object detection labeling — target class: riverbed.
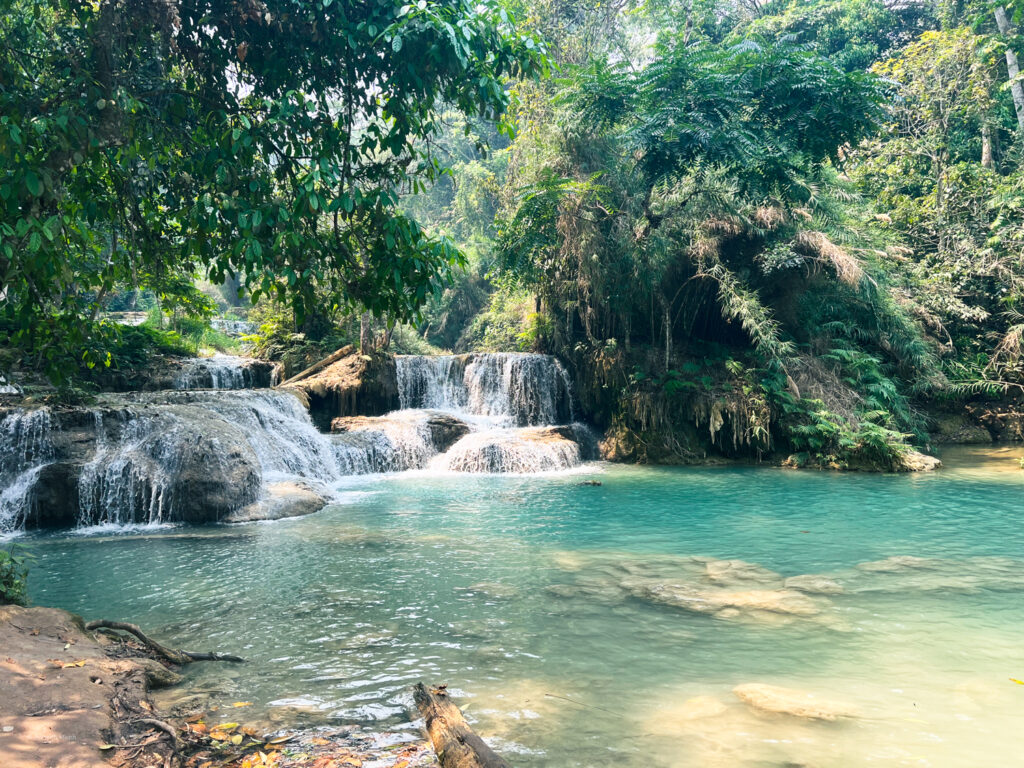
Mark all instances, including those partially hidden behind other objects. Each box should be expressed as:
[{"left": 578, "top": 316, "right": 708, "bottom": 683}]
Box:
[{"left": 25, "top": 446, "right": 1024, "bottom": 767}]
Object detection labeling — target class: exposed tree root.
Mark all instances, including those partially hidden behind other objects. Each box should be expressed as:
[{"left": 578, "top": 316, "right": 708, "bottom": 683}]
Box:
[{"left": 86, "top": 619, "right": 245, "bottom": 664}]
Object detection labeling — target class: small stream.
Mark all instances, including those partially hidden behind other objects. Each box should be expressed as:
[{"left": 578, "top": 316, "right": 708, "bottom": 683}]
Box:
[{"left": 23, "top": 445, "right": 1024, "bottom": 767}]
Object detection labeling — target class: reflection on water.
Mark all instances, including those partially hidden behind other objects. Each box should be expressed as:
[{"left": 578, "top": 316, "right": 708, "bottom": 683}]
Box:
[{"left": 26, "top": 449, "right": 1024, "bottom": 767}]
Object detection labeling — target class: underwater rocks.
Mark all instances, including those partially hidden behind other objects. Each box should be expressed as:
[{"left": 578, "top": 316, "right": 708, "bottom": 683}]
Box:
[
  {"left": 547, "top": 551, "right": 1024, "bottom": 626},
  {"left": 732, "top": 683, "right": 857, "bottom": 721},
  {"left": 783, "top": 574, "right": 845, "bottom": 595},
  {"left": 625, "top": 581, "right": 822, "bottom": 617}
]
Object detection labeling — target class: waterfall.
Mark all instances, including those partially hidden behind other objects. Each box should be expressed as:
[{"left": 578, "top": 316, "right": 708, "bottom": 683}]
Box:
[
  {"left": 123, "top": 391, "right": 341, "bottom": 483},
  {"left": 0, "top": 409, "right": 54, "bottom": 533},
  {"left": 1, "top": 352, "right": 595, "bottom": 535},
  {"left": 175, "top": 355, "right": 256, "bottom": 389},
  {"left": 395, "top": 353, "right": 574, "bottom": 426},
  {"left": 396, "top": 356, "right": 468, "bottom": 411},
  {"left": 385, "top": 353, "right": 585, "bottom": 473},
  {"left": 431, "top": 429, "right": 582, "bottom": 473},
  {"left": 1, "top": 390, "right": 341, "bottom": 533}
]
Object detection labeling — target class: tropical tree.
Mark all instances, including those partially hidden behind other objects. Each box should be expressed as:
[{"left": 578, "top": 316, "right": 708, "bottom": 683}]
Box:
[{"left": 0, "top": 0, "right": 545, "bottom": 380}]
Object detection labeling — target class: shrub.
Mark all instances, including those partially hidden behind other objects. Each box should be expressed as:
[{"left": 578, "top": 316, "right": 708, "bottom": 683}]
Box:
[{"left": 0, "top": 544, "right": 32, "bottom": 606}]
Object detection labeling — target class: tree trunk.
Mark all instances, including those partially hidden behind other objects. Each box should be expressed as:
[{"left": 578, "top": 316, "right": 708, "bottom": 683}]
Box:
[
  {"left": 278, "top": 344, "right": 355, "bottom": 387},
  {"left": 663, "top": 302, "right": 672, "bottom": 370},
  {"left": 995, "top": 6, "right": 1024, "bottom": 131},
  {"left": 413, "top": 683, "right": 511, "bottom": 768},
  {"left": 359, "top": 312, "right": 374, "bottom": 352},
  {"left": 982, "top": 123, "right": 995, "bottom": 168}
]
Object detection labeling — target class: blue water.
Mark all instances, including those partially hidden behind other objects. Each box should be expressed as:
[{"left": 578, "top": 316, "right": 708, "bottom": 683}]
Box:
[{"left": 25, "top": 447, "right": 1024, "bottom": 767}]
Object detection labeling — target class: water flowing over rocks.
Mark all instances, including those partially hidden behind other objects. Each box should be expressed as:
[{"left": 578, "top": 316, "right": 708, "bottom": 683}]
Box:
[
  {"left": 0, "top": 390, "right": 330, "bottom": 534},
  {"left": 1, "top": 351, "right": 597, "bottom": 534},
  {"left": 319, "top": 350, "right": 591, "bottom": 474},
  {"left": 172, "top": 354, "right": 280, "bottom": 390}
]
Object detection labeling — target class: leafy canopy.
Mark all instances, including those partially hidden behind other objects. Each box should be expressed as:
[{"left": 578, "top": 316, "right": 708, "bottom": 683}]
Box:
[{"left": 0, "top": 0, "right": 545, "bottom": 380}]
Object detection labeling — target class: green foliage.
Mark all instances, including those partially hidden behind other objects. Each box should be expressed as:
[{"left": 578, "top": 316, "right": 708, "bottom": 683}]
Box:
[
  {"left": 0, "top": 544, "right": 32, "bottom": 606},
  {"left": 786, "top": 402, "right": 910, "bottom": 471},
  {"left": 1, "top": 0, "right": 547, "bottom": 384}
]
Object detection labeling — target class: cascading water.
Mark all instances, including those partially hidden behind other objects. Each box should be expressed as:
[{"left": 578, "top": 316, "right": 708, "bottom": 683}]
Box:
[
  {"left": 0, "top": 409, "right": 54, "bottom": 533},
  {"left": 395, "top": 353, "right": 575, "bottom": 426},
  {"left": 0, "top": 352, "right": 594, "bottom": 535},
  {"left": 0, "top": 390, "right": 343, "bottom": 534},
  {"left": 381, "top": 353, "right": 588, "bottom": 473},
  {"left": 175, "top": 355, "right": 257, "bottom": 390}
]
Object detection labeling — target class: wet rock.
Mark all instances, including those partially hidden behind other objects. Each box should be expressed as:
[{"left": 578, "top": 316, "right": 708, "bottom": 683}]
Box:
[
  {"left": 733, "top": 683, "right": 857, "bottom": 721},
  {"left": 289, "top": 349, "right": 399, "bottom": 428},
  {"left": 226, "top": 481, "right": 329, "bottom": 522},
  {"left": 435, "top": 427, "right": 582, "bottom": 473},
  {"left": 784, "top": 574, "right": 845, "bottom": 595},
  {"left": 424, "top": 412, "right": 472, "bottom": 452},
  {"left": 331, "top": 411, "right": 470, "bottom": 455},
  {"left": 895, "top": 449, "right": 941, "bottom": 472},
  {"left": 135, "top": 658, "right": 185, "bottom": 689}
]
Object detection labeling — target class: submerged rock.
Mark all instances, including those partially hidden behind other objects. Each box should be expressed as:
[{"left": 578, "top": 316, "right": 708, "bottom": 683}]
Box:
[
  {"left": 626, "top": 581, "right": 822, "bottom": 617},
  {"left": 704, "top": 559, "right": 783, "bottom": 587},
  {"left": 784, "top": 574, "right": 845, "bottom": 595},
  {"left": 733, "top": 683, "right": 857, "bottom": 721}
]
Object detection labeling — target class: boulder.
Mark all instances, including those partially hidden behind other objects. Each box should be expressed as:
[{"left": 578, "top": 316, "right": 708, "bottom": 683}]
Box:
[
  {"left": 733, "top": 683, "right": 857, "bottom": 721},
  {"left": 226, "top": 481, "right": 330, "bottom": 522},
  {"left": 331, "top": 411, "right": 470, "bottom": 455},
  {"left": 896, "top": 449, "right": 941, "bottom": 472},
  {"left": 423, "top": 412, "right": 472, "bottom": 452},
  {"left": 289, "top": 350, "right": 398, "bottom": 429}
]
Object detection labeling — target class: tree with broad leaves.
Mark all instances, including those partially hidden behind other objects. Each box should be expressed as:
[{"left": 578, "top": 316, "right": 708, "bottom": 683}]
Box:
[{"left": 0, "top": 0, "right": 546, "bottom": 381}]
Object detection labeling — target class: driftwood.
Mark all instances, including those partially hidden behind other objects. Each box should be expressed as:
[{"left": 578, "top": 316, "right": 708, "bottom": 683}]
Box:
[
  {"left": 413, "top": 683, "right": 511, "bottom": 768},
  {"left": 277, "top": 344, "right": 355, "bottom": 388},
  {"left": 85, "top": 620, "right": 245, "bottom": 664}
]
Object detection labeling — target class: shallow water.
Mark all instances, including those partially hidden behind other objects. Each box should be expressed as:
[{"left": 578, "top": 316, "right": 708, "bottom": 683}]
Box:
[{"left": 26, "top": 446, "right": 1024, "bottom": 767}]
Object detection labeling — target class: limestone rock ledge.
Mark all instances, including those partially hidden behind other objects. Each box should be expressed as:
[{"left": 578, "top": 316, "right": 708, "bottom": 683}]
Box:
[{"left": 226, "top": 481, "right": 330, "bottom": 522}]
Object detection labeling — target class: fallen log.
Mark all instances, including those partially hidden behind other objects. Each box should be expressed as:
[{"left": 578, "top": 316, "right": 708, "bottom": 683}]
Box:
[
  {"left": 277, "top": 344, "right": 355, "bottom": 387},
  {"left": 85, "top": 619, "right": 245, "bottom": 664},
  {"left": 413, "top": 683, "right": 511, "bottom": 768}
]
